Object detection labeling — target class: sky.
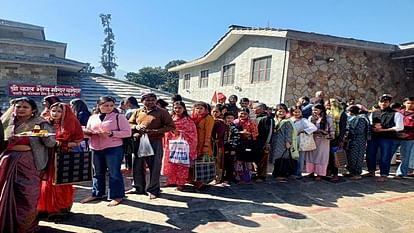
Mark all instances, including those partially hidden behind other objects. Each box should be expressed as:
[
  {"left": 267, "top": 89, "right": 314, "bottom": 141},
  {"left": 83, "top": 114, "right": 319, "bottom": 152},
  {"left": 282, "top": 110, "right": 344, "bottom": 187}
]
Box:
[{"left": 1, "top": 0, "right": 413, "bottom": 77}]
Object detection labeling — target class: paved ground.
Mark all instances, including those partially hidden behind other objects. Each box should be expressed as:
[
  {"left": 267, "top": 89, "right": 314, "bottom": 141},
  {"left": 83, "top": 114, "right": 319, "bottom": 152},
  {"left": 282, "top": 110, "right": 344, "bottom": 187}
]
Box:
[{"left": 39, "top": 167, "right": 414, "bottom": 233}]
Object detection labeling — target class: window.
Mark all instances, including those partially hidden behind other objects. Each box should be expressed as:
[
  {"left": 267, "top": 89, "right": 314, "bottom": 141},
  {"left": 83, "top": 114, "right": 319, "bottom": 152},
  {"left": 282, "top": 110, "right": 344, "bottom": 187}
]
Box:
[
  {"left": 183, "top": 74, "right": 191, "bottom": 89},
  {"left": 221, "top": 64, "right": 235, "bottom": 86},
  {"left": 251, "top": 56, "right": 272, "bottom": 82},
  {"left": 199, "top": 70, "right": 209, "bottom": 88}
]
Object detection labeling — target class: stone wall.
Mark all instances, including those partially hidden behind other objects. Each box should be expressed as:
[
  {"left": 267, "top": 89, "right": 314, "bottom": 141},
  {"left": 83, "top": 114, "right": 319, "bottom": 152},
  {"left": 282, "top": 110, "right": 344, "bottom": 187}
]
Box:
[
  {"left": 0, "top": 63, "right": 57, "bottom": 111},
  {"left": 285, "top": 40, "right": 410, "bottom": 107},
  {"left": 0, "top": 42, "right": 56, "bottom": 57}
]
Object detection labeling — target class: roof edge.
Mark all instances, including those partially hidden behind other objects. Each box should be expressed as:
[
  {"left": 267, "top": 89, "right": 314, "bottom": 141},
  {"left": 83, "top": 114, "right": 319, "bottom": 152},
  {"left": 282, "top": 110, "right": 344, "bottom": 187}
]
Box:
[
  {"left": 87, "top": 73, "right": 196, "bottom": 102},
  {"left": 0, "top": 19, "right": 44, "bottom": 30},
  {"left": 169, "top": 26, "right": 400, "bottom": 72}
]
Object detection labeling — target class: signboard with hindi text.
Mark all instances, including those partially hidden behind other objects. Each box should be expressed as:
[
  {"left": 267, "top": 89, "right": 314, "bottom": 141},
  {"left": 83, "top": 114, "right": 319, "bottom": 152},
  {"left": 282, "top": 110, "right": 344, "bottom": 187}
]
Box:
[{"left": 8, "top": 84, "right": 81, "bottom": 97}]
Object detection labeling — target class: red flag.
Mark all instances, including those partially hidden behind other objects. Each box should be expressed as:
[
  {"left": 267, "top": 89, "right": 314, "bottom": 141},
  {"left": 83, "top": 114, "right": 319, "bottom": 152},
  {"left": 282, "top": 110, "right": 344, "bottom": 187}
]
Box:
[{"left": 211, "top": 91, "right": 218, "bottom": 104}]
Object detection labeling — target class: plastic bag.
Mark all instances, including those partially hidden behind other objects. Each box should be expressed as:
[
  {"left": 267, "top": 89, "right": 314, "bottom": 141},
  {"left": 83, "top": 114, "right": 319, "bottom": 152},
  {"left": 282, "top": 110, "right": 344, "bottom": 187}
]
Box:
[
  {"left": 168, "top": 134, "right": 190, "bottom": 166},
  {"left": 137, "top": 134, "right": 154, "bottom": 157}
]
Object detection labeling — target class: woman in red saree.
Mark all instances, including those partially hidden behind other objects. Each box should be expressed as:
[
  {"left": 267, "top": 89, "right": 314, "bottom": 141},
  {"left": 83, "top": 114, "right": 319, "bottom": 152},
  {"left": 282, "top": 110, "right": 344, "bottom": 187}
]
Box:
[
  {"left": 0, "top": 97, "right": 56, "bottom": 233},
  {"left": 37, "top": 102, "right": 84, "bottom": 221},
  {"left": 162, "top": 101, "right": 197, "bottom": 191}
]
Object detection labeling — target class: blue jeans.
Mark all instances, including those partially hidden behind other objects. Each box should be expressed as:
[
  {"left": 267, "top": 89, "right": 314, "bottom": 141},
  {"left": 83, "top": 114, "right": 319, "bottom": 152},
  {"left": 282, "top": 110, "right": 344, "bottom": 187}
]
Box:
[
  {"left": 366, "top": 138, "right": 395, "bottom": 176},
  {"left": 396, "top": 140, "right": 414, "bottom": 176},
  {"left": 295, "top": 151, "right": 305, "bottom": 177},
  {"left": 92, "top": 146, "right": 125, "bottom": 200}
]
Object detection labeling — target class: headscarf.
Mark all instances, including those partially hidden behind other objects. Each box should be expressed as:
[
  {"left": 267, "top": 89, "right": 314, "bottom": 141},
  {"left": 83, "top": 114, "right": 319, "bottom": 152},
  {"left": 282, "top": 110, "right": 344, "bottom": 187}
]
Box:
[
  {"left": 233, "top": 112, "right": 259, "bottom": 140},
  {"left": 49, "top": 103, "right": 84, "bottom": 143},
  {"left": 191, "top": 102, "right": 209, "bottom": 125},
  {"left": 327, "top": 98, "right": 343, "bottom": 136}
]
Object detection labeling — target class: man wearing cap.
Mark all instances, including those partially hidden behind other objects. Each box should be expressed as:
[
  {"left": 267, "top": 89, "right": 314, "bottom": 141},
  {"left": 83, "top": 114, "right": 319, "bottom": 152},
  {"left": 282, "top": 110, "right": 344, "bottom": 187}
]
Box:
[
  {"left": 253, "top": 103, "right": 274, "bottom": 182},
  {"left": 227, "top": 95, "right": 239, "bottom": 115},
  {"left": 366, "top": 94, "right": 404, "bottom": 181},
  {"left": 128, "top": 93, "right": 175, "bottom": 199}
]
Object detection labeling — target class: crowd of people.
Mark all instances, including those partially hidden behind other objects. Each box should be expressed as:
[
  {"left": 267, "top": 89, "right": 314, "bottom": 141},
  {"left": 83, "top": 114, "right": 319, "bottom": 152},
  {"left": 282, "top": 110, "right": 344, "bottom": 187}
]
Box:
[{"left": 0, "top": 90, "right": 413, "bottom": 233}]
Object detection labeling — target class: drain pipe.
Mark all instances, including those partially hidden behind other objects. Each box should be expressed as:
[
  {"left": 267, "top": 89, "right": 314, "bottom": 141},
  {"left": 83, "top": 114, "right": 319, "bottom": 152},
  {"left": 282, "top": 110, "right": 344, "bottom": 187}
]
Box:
[{"left": 279, "top": 39, "right": 289, "bottom": 103}]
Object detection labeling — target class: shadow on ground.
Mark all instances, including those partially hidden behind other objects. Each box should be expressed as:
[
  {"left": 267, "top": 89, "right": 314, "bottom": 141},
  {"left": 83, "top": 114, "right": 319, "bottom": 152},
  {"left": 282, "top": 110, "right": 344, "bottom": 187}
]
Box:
[{"left": 49, "top": 165, "right": 414, "bottom": 232}]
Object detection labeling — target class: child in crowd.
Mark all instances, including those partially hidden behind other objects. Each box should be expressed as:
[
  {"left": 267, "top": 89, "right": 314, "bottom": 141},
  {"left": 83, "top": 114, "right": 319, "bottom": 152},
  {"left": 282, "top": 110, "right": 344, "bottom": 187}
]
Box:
[{"left": 222, "top": 112, "right": 240, "bottom": 185}]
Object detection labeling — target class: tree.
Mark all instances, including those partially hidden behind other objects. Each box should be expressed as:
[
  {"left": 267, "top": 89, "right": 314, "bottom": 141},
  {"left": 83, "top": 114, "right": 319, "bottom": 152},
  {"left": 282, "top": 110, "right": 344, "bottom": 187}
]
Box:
[
  {"left": 125, "top": 67, "right": 168, "bottom": 89},
  {"left": 99, "top": 14, "right": 118, "bottom": 76},
  {"left": 80, "top": 63, "right": 94, "bottom": 73},
  {"left": 161, "top": 60, "right": 186, "bottom": 93},
  {"left": 125, "top": 60, "right": 186, "bottom": 93}
]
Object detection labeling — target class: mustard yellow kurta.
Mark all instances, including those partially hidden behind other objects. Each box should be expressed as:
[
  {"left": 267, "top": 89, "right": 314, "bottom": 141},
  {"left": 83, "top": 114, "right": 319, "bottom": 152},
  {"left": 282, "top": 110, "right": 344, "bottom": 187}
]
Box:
[{"left": 195, "top": 115, "right": 215, "bottom": 157}]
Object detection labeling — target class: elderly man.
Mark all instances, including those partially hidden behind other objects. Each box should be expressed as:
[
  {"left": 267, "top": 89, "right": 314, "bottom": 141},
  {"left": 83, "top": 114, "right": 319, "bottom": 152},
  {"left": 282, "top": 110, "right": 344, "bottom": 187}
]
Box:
[
  {"left": 128, "top": 93, "right": 175, "bottom": 199},
  {"left": 253, "top": 103, "right": 274, "bottom": 182},
  {"left": 366, "top": 94, "right": 404, "bottom": 181}
]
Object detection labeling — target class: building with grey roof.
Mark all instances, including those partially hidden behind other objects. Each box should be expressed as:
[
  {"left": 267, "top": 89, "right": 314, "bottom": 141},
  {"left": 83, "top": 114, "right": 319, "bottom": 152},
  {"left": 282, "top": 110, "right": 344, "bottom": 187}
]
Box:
[{"left": 170, "top": 25, "right": 413, "bottom": 106}]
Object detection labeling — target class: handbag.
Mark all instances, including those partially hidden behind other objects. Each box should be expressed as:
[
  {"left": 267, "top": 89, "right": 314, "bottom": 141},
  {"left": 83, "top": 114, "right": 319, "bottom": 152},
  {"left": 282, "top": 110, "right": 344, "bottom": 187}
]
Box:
[
  {"left": 236, "top": 139, "right": 259, "bottom": 162},
  {"left": 137, "top": 133, "right": 154, "bottom": 157},
  {"left": 272, "top": 149, "right": 297, "bottom": 177},
  {"left": 168, "top": 134, "right": 190, "bottom": 166},
  {"left": 116, "top": 114, "right": 134, "bottom": 154},
  {"left": 54, "top": 148, "right": 92, "bottom": 185},
  {"left": 299, "top": 133, "right": 316, "bottom": 151},
  {"left": 334, "top": 148, "right": 347, "bottom": 168},
  {"left": 193, "top": 154, "right": 216, "bottom": 183}
]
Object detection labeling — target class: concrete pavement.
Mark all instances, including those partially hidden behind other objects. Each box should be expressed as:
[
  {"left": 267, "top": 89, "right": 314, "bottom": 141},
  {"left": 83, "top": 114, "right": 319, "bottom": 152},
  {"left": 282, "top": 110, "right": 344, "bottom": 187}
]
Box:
[{"left": 39, "top": 171, "right": 414, "bottom": 233}]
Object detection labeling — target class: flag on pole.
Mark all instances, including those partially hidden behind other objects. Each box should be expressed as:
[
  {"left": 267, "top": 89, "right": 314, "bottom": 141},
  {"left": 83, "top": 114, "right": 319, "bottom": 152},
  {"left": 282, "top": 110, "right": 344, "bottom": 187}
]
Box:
[{"left": 211, "top": 91, "right": 218, "bottom": 104}]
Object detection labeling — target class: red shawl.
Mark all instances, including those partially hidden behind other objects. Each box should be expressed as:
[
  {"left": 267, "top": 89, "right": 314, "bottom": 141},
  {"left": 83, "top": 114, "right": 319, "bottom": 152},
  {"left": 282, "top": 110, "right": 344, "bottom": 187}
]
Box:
[
  {"left": 191, "top": 108, "right": 209, "bottom": 125},
  {"left": 49, "top": 103, "right": 84, "bottom": 143},
  {"left": 234, "top": 118, "right": 259, "bottom": 140}
]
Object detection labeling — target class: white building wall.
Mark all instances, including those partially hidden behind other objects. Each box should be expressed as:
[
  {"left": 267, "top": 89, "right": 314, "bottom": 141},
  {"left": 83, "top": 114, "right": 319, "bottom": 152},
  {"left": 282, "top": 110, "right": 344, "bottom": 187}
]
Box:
[{"left": 178, "top": 36, "right": 290, "bottom": 106}]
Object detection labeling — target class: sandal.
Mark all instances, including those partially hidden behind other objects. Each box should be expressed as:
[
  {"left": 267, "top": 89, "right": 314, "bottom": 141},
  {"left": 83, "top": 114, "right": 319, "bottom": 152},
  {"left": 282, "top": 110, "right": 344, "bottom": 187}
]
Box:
[
  {"left": 80, "top": 196, "right": 102, "bottom": 204},
  {"left": 350, "top": 175, "right": 362, "bottom": 180},
  {"left": 331, "top": 175, "right": 339, "bottom": 182},
  {"left": 107, "top": 198, "right": 123, "bottom": 207},
  {"left": 363, "top": 172, "right": 375, "bottom": 177},
  {"left": 305, "top": 173, "right": 315, "bottom": 178},
  {"left": 377, "top": 176, "right": 387, "bottom": 182}
]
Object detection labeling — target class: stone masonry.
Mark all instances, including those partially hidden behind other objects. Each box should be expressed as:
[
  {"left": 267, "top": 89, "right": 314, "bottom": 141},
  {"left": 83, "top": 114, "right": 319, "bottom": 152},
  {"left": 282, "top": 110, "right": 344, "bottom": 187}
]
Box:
[
  {"left": 285, "top": 40, "right": 412, "bottom": 107},
  {"left": 0, "top": 43, "right": 56, "bottom": 57}
]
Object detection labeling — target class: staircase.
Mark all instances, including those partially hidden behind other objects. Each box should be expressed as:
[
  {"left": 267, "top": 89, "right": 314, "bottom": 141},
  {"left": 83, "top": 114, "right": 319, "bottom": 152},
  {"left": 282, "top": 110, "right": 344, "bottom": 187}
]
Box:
[{"left": 77, "top": 74, "right": 195, "bottom": 110}]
